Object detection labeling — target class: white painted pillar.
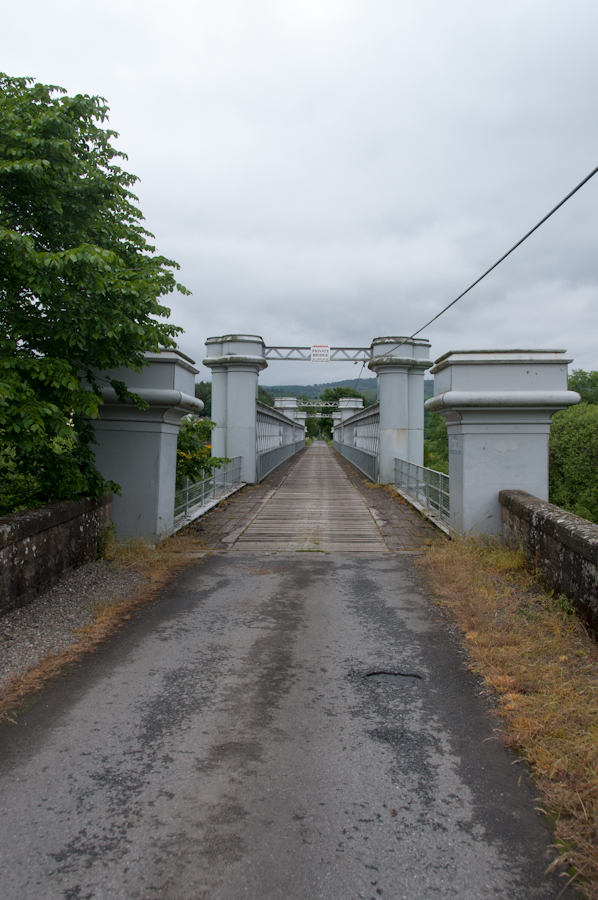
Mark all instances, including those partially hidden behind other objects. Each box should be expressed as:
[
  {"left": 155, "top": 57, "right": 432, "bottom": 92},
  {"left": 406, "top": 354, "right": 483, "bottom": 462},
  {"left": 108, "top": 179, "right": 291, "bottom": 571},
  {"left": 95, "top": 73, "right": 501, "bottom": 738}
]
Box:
[
  {"left": 274, "top": 397, "right": 298, "bottom": 420},
  {"left": 332, "top": 411, "right": 342, "bottom": 442},
  {"left": 203, "top": 335, "right": 267, "bottom": 484},
  {"left": 338, "top": 397, "right": 364, "bottom": 421},
  {"left": 368, "top": 336, "right": 432, "bottom": 482},
  {"left": 90, "top": 350, "right": 203, "bottom": 541},
  {"left": 425, "top": 350, "right": 581, "bottom": 535}
]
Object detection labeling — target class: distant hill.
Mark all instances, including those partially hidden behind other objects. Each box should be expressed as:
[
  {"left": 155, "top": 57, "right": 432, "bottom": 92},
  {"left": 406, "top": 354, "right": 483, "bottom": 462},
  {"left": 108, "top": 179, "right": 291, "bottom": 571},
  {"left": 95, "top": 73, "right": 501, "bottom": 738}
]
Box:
[
  {"left": 263, "top": 377, "right": 435, "bottom": 403},
  {"left": 263, "top": 378, "right": 377, "bottom": 404}
]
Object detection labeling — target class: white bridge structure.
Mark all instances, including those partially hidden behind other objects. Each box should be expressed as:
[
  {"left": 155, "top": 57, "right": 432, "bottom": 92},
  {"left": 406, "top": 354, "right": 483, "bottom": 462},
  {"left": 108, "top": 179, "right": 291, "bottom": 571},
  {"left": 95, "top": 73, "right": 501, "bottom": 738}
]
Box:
[{"left": 89, "top": 333, "right": 580, "bottom": 544}]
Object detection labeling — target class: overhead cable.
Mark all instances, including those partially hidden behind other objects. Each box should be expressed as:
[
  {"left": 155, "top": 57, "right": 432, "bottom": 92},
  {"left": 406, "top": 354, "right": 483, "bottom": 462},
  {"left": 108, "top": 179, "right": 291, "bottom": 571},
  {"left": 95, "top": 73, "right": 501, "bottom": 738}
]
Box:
[{"left": 381, "top": 162, "right": 598, "bottom": 359}]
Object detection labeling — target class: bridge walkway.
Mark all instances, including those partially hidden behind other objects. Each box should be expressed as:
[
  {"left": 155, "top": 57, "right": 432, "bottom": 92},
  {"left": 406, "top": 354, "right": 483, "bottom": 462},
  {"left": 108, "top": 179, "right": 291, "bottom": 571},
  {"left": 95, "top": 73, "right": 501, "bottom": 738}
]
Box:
[
  {"left": 193, "top": 442, "right": 434, "bottom": 553},
  {"left": 233, "top": 442, "right": 388, "bottom": 552}
]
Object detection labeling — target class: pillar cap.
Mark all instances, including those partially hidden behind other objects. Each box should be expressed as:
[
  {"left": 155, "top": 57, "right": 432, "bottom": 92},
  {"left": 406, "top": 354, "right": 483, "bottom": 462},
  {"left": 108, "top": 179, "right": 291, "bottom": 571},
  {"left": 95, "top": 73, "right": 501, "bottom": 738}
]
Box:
[
  {"left": 368, "top": 356, "right": 432, "bottom": 372},
  {"left": 202, "top": 354, "right": 268, "bottom": 371},
  {"left": 371, "top": 336, "right": 431, "bottom": 347},
  {"left": 430, "top": 349, "right": 571, "bottom": 374},
  {"left": 205, "top": 334, "right": 265, "bottom": 345},
  {"left": 144, "top": 349, "right": 199, "bottom": 374}
]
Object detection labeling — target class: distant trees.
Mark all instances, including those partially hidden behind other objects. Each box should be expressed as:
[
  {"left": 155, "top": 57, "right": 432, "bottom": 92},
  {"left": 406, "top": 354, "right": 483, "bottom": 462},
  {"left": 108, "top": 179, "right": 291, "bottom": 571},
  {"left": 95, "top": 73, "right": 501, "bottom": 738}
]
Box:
[
  {"left": 258, "top": 385, "right": 274, "bottom": 407},
  {"left": 194, "top": 382, "right": 211, "bottom": 417},
  {"left": 309, "top": 386, "right": 367, "bottom": 440}
]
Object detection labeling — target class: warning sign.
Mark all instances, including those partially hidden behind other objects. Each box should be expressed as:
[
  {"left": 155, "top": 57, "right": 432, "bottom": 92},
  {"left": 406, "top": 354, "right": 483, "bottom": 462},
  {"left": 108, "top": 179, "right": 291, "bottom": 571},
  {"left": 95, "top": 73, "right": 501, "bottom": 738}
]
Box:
[{"left": 310, "top": 344, "right": 330, "bottom": 363}]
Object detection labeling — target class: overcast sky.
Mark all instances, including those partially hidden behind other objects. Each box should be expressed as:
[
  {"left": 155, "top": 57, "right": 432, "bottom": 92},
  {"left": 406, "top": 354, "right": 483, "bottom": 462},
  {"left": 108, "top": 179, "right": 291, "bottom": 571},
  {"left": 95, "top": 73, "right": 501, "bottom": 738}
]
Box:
[{"left": 2, "top": 0, "right": 597, "bottom": 384}]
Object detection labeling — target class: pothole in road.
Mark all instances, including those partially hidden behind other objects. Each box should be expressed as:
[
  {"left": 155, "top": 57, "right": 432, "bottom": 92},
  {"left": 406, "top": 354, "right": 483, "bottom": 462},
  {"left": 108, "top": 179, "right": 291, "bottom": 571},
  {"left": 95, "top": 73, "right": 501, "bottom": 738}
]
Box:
[{"left": 364, "top": 671, "right": 422, "bottom": 684}]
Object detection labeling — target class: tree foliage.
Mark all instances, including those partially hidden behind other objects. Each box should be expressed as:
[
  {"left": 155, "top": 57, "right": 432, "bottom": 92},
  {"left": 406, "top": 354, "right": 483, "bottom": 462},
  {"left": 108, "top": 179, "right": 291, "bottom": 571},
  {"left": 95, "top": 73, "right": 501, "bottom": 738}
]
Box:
[
  {"left": 194, "top": 381, "right": 211, "bottom": 417},
  {"left": 424, "top": 410, "right": 448, "bottom": 474},
  {"left": 176, "top": 418, "right": 229, "bottom": 482},
  {"left": 0, "top": 74, "right": 187, "bottom": 512},
  {"left": 313, "top": 386, "right": 366, "bottom": 439},
  {"left": 568, "top": 369, "right": 598, "bottom": 405},
  {"left": 550, "top": 403, "right": 598, "bottom": 524},
  {"left": 258, "top": 385, "right": 274, "bottom": 407}
]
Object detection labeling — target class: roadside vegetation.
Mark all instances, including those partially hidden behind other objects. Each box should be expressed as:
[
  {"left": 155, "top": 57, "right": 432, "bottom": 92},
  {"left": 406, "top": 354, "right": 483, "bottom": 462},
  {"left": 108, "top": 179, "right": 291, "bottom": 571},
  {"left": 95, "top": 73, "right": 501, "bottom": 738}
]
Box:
[{"left": 419, "top": 537, "right": 598, "bottom": 899}]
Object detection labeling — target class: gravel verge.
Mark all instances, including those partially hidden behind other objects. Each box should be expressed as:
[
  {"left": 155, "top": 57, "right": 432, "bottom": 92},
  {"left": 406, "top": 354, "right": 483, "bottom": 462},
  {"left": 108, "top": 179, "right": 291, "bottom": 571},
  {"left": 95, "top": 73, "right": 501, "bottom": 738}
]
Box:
[{"left": 0, "top": 561, "right": 146, "bottom": 692}]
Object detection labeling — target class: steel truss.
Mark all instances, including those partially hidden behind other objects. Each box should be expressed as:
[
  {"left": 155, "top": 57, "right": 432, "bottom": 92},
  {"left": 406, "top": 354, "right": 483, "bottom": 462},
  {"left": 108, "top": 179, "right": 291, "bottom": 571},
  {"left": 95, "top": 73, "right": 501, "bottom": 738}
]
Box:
[
  {"left": 298, "top": 401, "right": 338, "bottom": 408},
  {"left": 264, "top": 347, "right": 371, "bottom": 362}
]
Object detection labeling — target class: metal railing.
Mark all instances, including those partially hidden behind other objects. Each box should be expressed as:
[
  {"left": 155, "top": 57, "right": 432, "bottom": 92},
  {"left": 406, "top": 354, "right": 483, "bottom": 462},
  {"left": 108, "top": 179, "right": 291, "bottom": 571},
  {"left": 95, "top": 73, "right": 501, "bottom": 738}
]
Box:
[
  {"left": 333, "top": 440, "right": 379, "bottom": 482},
  {"left": 256, "top": 401, "right": 306, "bottom": 481},
  {"left": 257, "top": 439, "right": 306, "bottom": 482},
  {"left": 173, "top": 457, "right": 243, "bottom": 529},
  {"left": 332, "top": 402, "right": 380, "bottom": 481},
  {"left": 394, "top": 457, "right": 450, "bottom": 531},
  {"left": 333, "top": 402, "right": 380, "bottom": 455}
]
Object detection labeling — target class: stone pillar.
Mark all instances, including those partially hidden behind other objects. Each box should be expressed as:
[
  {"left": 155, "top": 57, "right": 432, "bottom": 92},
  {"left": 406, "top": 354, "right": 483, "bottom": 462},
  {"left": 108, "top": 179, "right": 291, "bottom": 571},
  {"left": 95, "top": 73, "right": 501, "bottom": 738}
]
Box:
[
  {"left": 203, "top": 335, "right": 267, "bottom": 483},
  {"left": 274, "top": 397, "right": 298, "bottom": 420},
  {"left": 425, "top": 350, "right": 581, "bottom": 535},
  {"left": 90, "top": 350, "right": 203, "bottom": 542},
  {"left": 368, "top": 336, "right": 432, "bottom": 482}
]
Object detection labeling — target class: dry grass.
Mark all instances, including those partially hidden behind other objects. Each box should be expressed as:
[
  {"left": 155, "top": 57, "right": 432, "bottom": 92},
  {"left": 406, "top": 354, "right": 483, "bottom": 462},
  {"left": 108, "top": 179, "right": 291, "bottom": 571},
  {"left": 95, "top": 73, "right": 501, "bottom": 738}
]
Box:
[
  {"left": 419, "top": 537, "right": 598, "bottom": 898},
  {"left": 0, "top": 531, "right": 203, "bottom": 726}
]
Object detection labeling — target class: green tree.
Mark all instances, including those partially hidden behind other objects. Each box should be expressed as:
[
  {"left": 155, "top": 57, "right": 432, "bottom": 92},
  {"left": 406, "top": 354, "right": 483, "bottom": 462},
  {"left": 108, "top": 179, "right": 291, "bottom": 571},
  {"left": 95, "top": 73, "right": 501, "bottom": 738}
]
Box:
[
  {"left": 549, "top": 404, "right": 598, "bottom": 524},
  {"left": 568, "top": 369, "right": 598, "bottom": 405},
  {"left": 0, "top": 74, "right": 187, "bottom": 513},
  {"left": 194, "top": 381, "right": 211, "bottom": 417},
  {"left": 258, "top": 385, "right": 274, "bottom": 407},
  {"left": 176, "top": 418, "right": 229, "bottom": 482},
  {"left": 316, "top": 386, "right": 366, "bottom": 439},
  {"left": 424, "top": 411, "right": 448, "bottom": 474}
]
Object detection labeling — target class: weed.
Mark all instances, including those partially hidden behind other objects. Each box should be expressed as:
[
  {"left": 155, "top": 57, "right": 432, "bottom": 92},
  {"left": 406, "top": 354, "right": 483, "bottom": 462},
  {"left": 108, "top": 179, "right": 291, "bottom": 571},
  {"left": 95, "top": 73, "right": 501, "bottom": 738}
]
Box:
[{"left": 96, "top": 521, "right": 116, "bottom": 559}]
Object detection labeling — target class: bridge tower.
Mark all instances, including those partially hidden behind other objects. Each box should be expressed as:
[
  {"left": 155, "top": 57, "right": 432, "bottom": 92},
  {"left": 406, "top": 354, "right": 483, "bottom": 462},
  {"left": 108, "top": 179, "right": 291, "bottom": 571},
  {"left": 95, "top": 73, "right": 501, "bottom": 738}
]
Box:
[{"left": 368, "top": 336, "right": 433, "bottom": 482}]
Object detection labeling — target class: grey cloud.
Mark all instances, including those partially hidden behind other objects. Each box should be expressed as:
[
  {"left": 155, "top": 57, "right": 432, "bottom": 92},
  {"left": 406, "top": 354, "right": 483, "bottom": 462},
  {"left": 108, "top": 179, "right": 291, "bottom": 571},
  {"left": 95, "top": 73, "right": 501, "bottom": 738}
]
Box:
[{"left": 2, "top": 0, "right": 597, "bottom": 378}]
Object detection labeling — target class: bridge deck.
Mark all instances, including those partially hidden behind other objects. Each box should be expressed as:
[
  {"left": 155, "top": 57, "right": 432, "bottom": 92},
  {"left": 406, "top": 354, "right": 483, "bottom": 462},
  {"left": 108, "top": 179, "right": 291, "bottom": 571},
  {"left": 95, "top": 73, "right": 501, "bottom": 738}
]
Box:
[{"left": 232, "top": 443, "right": 388, "bottom": 552}]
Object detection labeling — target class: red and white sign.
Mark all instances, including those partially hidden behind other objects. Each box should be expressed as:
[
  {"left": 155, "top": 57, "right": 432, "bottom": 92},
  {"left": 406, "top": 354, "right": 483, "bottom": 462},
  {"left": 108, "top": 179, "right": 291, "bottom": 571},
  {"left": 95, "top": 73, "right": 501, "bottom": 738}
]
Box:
[{"left": 310, "top": 344, "right": 330, "bottom": 363}]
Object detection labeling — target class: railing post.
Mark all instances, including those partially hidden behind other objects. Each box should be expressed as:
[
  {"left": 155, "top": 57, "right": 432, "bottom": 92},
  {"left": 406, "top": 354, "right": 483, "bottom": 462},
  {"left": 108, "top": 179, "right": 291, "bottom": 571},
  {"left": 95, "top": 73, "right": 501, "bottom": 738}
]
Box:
[
  {"left": 368, "top": 336, "right": 432, "bottom": 483},
  {"left": 203, "top": 335, "right": 268, "bottom": 484},
  {"left": 425, "top": 349, "right": 581, "bottom": 535}
]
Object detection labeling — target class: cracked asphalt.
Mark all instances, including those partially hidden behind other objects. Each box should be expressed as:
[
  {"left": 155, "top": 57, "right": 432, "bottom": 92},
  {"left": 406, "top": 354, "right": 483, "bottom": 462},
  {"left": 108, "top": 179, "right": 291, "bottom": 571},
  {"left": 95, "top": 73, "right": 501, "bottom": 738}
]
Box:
[{"left": 0, "top": 550, "right": 575, "bottom": 899}]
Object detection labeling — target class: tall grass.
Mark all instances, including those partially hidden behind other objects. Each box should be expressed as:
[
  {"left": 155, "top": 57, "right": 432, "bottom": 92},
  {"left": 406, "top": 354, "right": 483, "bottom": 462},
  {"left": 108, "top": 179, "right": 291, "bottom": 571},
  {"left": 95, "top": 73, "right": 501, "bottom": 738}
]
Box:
[{"left": 419, "top": 537, "right": 598, "bottom": 898}]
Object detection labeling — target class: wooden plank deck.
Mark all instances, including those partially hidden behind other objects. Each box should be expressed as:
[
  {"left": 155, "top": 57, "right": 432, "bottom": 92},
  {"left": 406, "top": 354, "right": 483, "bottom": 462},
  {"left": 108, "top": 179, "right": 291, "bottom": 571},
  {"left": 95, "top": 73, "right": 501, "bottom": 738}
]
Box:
[{"left": 231, "top": 443, "right": 389, "bottom": 552}]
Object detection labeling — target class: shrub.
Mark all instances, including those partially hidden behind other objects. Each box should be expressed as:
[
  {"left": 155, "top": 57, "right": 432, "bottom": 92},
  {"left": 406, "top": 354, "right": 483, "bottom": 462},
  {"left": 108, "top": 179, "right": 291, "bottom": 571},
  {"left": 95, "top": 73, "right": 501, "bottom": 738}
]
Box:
[{"left": 550, "top": 403, "right": 598, "bottom": 523}]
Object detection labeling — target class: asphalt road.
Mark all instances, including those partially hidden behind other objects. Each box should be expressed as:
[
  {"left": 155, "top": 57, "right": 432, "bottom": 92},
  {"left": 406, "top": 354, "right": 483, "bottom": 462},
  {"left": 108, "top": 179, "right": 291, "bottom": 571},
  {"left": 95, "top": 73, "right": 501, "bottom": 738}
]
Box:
[{"left": 0, "top": 552, "right": 574, "bottom": 899}]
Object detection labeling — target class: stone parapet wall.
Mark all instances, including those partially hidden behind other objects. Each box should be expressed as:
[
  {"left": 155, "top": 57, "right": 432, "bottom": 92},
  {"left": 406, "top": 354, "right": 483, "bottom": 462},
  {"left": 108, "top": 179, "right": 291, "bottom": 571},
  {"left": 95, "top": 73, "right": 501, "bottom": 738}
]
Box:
[
  {"left": 500, "top": 489, "right": 598, "bottom": 632},
  {"left": 0, "top": 494, "right": 112, "bottom": 615}
]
